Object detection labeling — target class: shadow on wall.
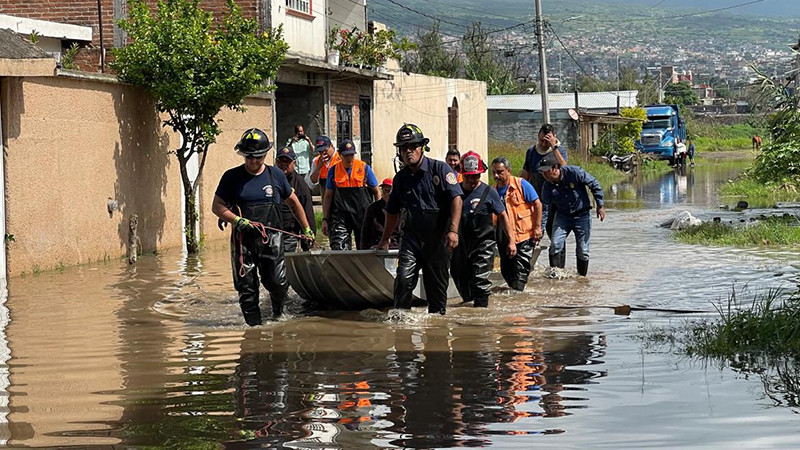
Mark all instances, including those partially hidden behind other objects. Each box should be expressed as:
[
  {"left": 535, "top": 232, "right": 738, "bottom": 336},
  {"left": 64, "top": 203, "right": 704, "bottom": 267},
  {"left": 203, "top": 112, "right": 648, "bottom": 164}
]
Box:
[{"left": 112, "top": 88, "right": 171, "bottom": 256}]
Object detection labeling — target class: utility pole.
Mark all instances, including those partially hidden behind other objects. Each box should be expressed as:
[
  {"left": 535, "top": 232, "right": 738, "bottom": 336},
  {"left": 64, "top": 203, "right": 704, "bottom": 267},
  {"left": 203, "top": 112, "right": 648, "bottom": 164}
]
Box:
[{"left": 535, "top": 0, "right": 550, "bottom": 123}]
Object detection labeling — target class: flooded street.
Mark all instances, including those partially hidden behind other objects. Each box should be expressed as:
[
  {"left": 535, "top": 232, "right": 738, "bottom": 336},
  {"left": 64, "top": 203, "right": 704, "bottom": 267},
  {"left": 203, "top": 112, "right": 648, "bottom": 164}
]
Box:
[{"left": 3, "top": 158, "right": 800, "bottom": 448}]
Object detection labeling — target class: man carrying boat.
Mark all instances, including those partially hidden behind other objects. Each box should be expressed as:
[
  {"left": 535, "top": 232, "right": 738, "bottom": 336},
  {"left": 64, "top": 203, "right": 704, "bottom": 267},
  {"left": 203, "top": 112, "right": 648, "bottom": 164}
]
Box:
[
  {"left": 451, "top": 152, "right": 516, "bottom": 307},
  {"left": 375, "top": 124, "right": 463, "bottom": 315},
  {"left": 275, "top": 145, "right": 316, "bottom": 253},
  {"left": 492, "top": 156, "right": 543, "bottom": 291},
  {"left": 322, "top": 139, "right": 380, "bottom": 250},
  {"left": 538, "top": 152, "right": 605, "bottom": 276},
  {"left": 212, "top": 128, "right": 314, "bottom": 326}
]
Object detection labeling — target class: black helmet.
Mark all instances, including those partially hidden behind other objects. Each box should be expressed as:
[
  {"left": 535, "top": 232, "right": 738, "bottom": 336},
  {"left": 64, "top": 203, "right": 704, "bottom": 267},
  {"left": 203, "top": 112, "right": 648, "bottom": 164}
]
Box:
[
  {"left": 235, "top": 128, "right": 272, "bottom": 156},
  {"left": 394, "top": 123, "right": 430, "bottom": 148}
]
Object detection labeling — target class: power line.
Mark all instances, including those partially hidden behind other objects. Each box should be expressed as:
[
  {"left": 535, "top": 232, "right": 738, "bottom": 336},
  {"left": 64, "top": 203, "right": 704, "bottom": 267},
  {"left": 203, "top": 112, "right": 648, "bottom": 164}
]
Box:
[
  {"left": 546, "top": 23, "right": 606, "bottom": 91},
  {"left": 372, "top": 0, "right": 473, "bottom": 30}
]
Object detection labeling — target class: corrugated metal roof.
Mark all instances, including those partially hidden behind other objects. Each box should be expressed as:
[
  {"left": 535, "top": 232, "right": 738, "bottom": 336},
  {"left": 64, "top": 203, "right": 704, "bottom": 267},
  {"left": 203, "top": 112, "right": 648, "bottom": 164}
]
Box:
[{"left": 487, "top": 90, "right": 638, "bottom": 111}]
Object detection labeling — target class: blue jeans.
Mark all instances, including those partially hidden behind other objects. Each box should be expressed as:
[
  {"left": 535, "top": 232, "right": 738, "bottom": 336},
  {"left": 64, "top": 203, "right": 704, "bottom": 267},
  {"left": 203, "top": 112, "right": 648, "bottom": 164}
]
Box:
[{"left": 549, "top": 211, "right": 591, "bottom": 261}]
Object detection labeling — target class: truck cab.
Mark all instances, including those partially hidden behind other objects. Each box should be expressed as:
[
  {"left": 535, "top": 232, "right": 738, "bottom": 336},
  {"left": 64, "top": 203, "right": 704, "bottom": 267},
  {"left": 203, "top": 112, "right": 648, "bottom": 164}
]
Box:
[{"left": 635, "top": 105, "right": 686, "bottom": 164}]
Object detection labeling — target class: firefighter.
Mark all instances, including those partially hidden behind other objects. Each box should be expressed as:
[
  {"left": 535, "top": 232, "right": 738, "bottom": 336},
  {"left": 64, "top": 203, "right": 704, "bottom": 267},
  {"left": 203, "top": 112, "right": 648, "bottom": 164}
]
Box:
[
  {"left": 451, "top": 151, "right": 516, "bottom": 307},
  {"left": 322, "top": 139, "right": 380, "bottom": 250},
  {"left": 492, "top": 156, "right": 543, "bottom": 291},
  {"left": 375, "top": 124, "right": 463, "bottom": 314},
  {"left": 212, "top": 128, "right": 314, "bottom": 326},
  {"left": 538, "top": 152, "right": 605, "bottom": 276}
]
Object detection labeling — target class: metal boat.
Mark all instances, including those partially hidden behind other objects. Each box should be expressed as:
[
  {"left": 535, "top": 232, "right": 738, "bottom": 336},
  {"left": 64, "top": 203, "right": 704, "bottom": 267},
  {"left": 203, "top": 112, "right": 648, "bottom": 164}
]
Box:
[{"left": 285, "top": 246, "right": 544, "bottom": 310}]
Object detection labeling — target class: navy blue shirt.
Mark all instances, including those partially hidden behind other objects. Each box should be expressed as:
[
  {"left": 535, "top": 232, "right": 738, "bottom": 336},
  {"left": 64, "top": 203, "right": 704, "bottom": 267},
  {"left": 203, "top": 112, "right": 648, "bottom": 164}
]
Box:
[
  {"left": 462, "top": 183, "right": 505, "bottom": 220},
  {"left": 540, "top": 166, "right": 604, "bottom": 216},
  {"left": 522, "top": 145, "right": 568, "bottom": 173},
  {"left": 386, "top": 156, "right": 463, "bottom": 214},
  {"left": 215, "top": 165, "right": 293, "bottom": 206}
]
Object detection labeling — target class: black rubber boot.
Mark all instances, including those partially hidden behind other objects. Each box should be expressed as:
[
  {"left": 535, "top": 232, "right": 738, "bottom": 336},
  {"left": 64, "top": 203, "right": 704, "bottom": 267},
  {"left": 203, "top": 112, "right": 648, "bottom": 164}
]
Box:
[
  {"left": 243, "top": 311, "right": 262, "bottom": 326},
  {"left": 550, "top": 251, "right": 566, "bottom": 268},
  {"left": 509, "top": 280, "right": 526, "bottom": 291},
  {"left": 271, "top": 294, "right": 286, "bottom": 318},
  {"left": 548, "top": 252, "right": 559, "bottom": 267},
  {"left": 577, "top": 259, "right": 589, "bottom": 276},
  {"left": 473, "top": 296, "right": 489, "bottom": 308}
]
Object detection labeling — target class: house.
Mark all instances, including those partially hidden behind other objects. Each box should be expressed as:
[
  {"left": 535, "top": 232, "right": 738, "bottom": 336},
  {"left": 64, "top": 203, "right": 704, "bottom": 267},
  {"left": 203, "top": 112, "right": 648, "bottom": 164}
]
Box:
[
  {"left": 487, "top": 90, "right": 638, "bottom": 155},
  {"left": 0, "top": 2, "right": 486, "bottom": 276}
]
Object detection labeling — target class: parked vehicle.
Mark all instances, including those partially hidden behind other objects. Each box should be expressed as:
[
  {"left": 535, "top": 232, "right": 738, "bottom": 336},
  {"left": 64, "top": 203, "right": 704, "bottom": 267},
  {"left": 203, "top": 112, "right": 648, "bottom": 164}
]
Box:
[
  {"left": 605, "top": 152, "right": 636, "bottom": 173},
  {"left": 635, "top": 104, "right": 686, "bottom": 165}
]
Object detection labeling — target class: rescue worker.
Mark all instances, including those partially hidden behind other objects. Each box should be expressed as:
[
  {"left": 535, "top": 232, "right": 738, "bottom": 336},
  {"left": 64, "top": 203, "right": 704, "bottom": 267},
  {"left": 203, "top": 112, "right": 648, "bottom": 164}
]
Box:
[
  {"left": 491, "top": 156, "right": 543, "bottom": 291},
  {"left": 306, "top": 135, "right": 341, "bottom": 194},
  {"left": 360, "top": 178, "right": 401, "bottom": 249},
  {"left": 538, "top": 152, "right": 605, "bottom": 276},
  {"left": 212, "top": 128, "right": 314, "bottom": 326},
  {"left": 322, "top": 139, "right": 380, "bottom": 250},
  {"left": 451, "top": 152, "right": 516, "bottom": 307},
  {"left": 520, "top": 124, "right": 568, "bottom": 236},
  {"left": 375, "top": 124, "right": 463, "bottom": 315},
  {"left": 275, "top": 146, "right": 316, "bottom": 253},
  {"left": 445, "top": 148, "right": 464, "bottom": 182}
]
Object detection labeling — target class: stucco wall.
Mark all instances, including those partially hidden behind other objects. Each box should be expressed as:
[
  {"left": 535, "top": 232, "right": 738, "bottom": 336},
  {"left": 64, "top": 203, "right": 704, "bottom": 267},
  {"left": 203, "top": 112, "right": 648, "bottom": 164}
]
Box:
[
  {"left": 1, "top": 75, "right": 272, "bottom": 276},
  {"left": 372, "top": 74, "right": 487, "bottom": 180},
  {"left": 274, "top": 0, "right": 327, "bottom": 60}
]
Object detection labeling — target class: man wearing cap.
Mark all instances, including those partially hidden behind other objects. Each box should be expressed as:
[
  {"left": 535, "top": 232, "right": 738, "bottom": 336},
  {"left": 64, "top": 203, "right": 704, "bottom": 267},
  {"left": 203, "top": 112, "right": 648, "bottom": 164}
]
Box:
[
  {"left": 492, "top": 156, "right": 543, "bottom": 291},
  {"left": 322, "top": 139, "right": 380, "bottom": 250},
  {"left": 375, "top": 124, "right": 463, "bottom": 315},
  {"left": 538, "top": 152, "right": 605, "bottom": 276},
  {"left": 360, "top": 178, "right": 402, "bottom": 249},
  {"left": 307, "top": 135, "right": 341, "bottom": 195},
  {"left": 212, "top": 128, "right": 314, "bottom": 326},
  {"left": 275, "top": 146, "right": 316, "bottom": 252},
  {"left": 451, "top": 152, "right": 516, "bottom": 307}
]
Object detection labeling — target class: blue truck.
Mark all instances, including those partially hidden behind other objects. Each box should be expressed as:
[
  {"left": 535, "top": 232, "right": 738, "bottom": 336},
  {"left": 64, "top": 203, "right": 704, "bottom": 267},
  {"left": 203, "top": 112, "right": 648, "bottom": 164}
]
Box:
[{"left": 635, "top": 104, "right": 687, "bottom": 165}]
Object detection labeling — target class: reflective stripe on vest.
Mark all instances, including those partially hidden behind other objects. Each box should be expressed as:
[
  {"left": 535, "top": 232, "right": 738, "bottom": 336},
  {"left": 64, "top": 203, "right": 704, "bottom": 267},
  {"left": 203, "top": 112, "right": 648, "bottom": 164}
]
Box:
[
  {"left": 505, "top": 176, "right": 536, "bottom": 243},
  {"left": 332, "top": 159, "right": 367, "bottom": 188},
  {"left": 315, "top": 152, "right": 341, "bottom": 180}
]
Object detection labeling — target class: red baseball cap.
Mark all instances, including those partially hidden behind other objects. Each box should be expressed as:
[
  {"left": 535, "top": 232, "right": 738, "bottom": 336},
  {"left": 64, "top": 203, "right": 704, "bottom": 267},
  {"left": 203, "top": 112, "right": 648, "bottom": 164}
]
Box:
[{"left": 380, "top": 177, "right": 393, "bottom": 187}]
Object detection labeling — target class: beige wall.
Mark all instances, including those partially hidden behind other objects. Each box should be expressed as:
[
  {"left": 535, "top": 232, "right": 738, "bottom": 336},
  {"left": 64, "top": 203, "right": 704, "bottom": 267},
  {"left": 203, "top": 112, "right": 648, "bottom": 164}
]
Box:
[
  {"left": 372, "top": 73, "right": 487, "bottom": 180},
  {"left": 1, "top": 75, "right": 273, "bottom": 276}
]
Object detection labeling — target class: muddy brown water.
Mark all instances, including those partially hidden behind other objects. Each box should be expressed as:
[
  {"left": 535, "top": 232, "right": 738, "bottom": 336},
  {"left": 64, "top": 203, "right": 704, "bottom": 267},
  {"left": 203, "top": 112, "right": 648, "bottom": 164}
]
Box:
[{"left": 2, "top": 159, "right": 800, "bottom": 448}]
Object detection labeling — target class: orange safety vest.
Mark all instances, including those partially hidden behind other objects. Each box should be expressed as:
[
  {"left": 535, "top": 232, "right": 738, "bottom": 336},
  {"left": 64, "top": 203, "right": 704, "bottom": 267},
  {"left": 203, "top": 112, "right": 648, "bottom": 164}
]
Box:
[
  {"left": 457, "top": 172, "right": 464, "bottom": 183},
  {"left": 331, "top": 159, "right": 367, "bottom": 187},
  {"left": 315, "top": 152, "right": 341, "bottom": 180},
  {"left": 503, "top": 176, "right": 536, "bottom": 243}
]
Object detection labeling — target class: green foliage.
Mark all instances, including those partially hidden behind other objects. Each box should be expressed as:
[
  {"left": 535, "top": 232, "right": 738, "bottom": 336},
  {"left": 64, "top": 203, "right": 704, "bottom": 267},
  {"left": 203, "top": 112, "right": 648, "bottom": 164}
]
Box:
[
  {"left": 400, "top": 22, "right": 462, "bottom": 78},
  {"left": 61, "top": 42, "right": 80, "bottom": 70},
  {"left": 673, "top": 216, "right": 800, "bottom": 248},
  {"left": 328, "top": 25, "right": 415, "bottom": 68},
  {"left": 664, "top": 81, "right": 699, "bottom": 106},
  {"left": 112, "top": 0, "right": 288, "bottom": 253},
  {"left": 719, "top": 177, "right": 800, "bottom": 206},
  {"left": 617, "top": 107, "right": 646, "bottom": 154},
  {"left": 462, "top": 22, "right": 519, "bottom": 95},
  {"left": 29, "top": 30, "right": 40, "bottom": 44}
]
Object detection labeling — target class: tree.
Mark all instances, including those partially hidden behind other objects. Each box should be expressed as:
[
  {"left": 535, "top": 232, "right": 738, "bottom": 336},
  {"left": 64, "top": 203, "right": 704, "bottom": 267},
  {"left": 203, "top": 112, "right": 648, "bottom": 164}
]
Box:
[
  {"left": 112, "top": 0, "right": 289, "bottom": 253},
  {"left": 663, "top": 81, "right": 699, "bottom": 106},
  {"left": 401, "top": 22, "right": 462, "bottom": 78},
  {"left": 461, "top": 22, "right": 520, "bottom": 95}
]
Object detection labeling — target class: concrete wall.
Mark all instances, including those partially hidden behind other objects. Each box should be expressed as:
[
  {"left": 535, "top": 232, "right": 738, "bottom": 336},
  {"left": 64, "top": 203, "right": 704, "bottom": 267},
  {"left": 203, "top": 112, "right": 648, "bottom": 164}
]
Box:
[
  {"left": 488, "top": 109, "right": 579, "bottom": 154},
  {"left": 273, "top": 0, "right": 326, "bottom": 60},
  {"left": 0, "top": 74, "right": 272, "bottom": 276},
  {"left": 372, "top": 74, "right": 487, "bottom": 180}
]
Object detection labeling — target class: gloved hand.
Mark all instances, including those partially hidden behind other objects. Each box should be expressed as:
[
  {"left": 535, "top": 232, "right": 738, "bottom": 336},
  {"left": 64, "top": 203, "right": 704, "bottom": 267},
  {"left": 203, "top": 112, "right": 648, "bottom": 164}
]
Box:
[
  {"left": 234, "top": 216, "right": 254, "bottom": 232},
  {"left": 303, "top": 226, "right": 315, "bottom": 240}
]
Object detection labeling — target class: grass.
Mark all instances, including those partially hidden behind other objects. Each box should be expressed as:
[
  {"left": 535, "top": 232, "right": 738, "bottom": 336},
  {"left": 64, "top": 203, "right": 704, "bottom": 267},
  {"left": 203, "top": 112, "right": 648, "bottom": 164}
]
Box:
[
  {"left": 719, "top": 177, "right": 800, "bottom": 207},
  {"left": 690, "top": 122, "right": 762, "bottom": 152},
  {"left": 673, "top": 216, "right": 800, "bottom": 248},
  {"left": 642, "top": 286, "right": 800, "bottom": 361}
]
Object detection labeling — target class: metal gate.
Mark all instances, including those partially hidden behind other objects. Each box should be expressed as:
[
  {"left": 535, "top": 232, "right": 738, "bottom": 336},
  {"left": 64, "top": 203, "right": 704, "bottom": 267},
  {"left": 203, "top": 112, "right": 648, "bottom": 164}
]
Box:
[
  {"left": 359, "top": 96, "right": 372, "bottom": 165},
  {"left": 336, "top": 104, "right": 352, "bottom": 146}
]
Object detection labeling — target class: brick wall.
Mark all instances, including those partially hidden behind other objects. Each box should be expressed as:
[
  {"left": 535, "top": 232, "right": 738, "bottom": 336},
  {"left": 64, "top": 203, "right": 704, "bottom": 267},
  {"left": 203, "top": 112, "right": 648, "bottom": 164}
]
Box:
[
  {"left": 329, "top": 79, "right": 371, "bottom": 143},
  {"left": 0, "top": 0, "right": 259, "bottom": 72}
]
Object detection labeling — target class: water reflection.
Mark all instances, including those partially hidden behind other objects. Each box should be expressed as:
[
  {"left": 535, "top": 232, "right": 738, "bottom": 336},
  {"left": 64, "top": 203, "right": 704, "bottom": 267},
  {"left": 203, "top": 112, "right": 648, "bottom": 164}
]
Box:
[
  {"left": 225, "top": 322, "right": 605, "bottom": 448},
  {"left": 605, "top": 161, "right": 748, "bottom": 209}
]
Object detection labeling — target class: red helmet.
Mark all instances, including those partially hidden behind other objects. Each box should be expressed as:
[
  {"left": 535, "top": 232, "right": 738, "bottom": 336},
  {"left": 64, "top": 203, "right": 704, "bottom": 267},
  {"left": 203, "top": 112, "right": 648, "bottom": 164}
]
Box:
[
  {"left": 380, "top": 177, "right": 393, "bottom": 187},
  {"left": 460, "top": 151, "right": 487, "bottom": 175}
]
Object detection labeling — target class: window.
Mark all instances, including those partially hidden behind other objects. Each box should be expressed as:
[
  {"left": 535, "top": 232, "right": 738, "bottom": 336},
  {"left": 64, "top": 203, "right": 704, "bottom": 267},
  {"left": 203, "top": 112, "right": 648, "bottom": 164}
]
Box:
[
  {"left": 286, "top": 0, "right": 311, "bottom": 15},
  {"left": 336, "top": 105, "right": 352, "bottom": 145}
]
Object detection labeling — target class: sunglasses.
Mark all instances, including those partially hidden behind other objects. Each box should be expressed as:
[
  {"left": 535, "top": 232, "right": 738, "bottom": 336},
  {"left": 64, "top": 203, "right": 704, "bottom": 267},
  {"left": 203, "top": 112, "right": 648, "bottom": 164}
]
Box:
[
  {"left": 398, "top": 143, "right": 420, "bottom": 151},
  {"left": 244, "top": 154, "right": 265, "bottom": 160}
]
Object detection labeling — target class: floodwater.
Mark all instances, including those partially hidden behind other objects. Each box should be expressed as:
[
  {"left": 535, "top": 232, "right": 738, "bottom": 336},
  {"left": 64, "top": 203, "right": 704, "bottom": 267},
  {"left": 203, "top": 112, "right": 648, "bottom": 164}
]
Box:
[{"left": 3, "top": 158, "right": 800, "bottom": 448}]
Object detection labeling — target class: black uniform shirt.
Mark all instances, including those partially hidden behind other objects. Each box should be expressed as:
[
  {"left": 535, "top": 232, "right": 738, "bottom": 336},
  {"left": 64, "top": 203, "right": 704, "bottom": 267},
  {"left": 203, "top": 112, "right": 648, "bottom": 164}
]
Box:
[
  {"left": 385, "top": 156, "right": 463, "bottom": 215},
  {"left": 215, "top": 165, "right": 292, "bottom": 206},
  {"left": 461, "top": 183, "right": 505, "bottom": 220}
]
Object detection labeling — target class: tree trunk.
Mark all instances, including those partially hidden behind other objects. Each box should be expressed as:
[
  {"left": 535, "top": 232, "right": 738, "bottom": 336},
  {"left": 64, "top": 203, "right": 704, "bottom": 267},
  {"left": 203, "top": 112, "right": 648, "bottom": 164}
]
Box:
[{"left": 184, "top": 186, "right": 199, "bottom": 254}]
